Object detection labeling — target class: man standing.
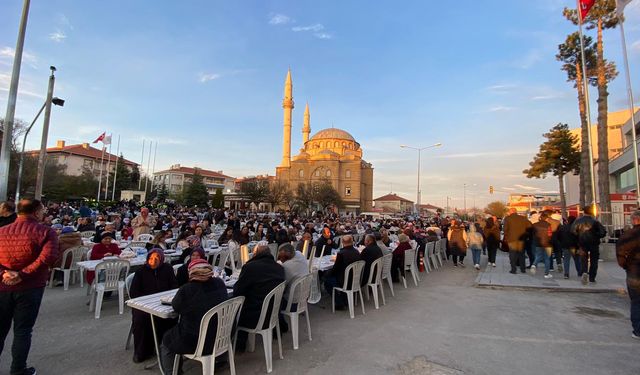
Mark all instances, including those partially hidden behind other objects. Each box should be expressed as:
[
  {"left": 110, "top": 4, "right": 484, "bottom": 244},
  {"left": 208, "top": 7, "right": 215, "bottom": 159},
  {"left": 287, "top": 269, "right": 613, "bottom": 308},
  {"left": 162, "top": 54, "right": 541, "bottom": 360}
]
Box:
[
  {"left": 0, "top": 201, "right": 17, "bottom": 228},
  {"left": 616, "top": 210, "right": 640, "bottom": 339},
  {"left": 571, "top": 206, "right": 606, "bottom": 285},
  {"left": 131, "top": 207, "right": 156, "bottom": 240},
  {"left": 503, "top": 208, "right": 532, "bottom": 274},
  {"left": 0, "top": 199, "right": 59, "bottom": 375}
]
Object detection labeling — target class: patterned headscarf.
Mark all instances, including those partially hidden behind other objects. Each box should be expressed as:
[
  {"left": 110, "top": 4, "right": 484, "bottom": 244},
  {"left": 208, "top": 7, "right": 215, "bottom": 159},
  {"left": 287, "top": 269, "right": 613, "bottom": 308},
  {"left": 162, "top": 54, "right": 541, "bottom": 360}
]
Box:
[{"left": 188, "top": 258, "right": 213, "bottom": 282}]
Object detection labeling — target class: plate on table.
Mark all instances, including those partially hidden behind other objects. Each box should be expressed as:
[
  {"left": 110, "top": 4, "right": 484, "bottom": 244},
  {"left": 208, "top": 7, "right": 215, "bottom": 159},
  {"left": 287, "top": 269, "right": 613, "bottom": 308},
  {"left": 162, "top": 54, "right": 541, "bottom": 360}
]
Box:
[{"left": 160, "top": 295, "right": 173, "bottom": 305}]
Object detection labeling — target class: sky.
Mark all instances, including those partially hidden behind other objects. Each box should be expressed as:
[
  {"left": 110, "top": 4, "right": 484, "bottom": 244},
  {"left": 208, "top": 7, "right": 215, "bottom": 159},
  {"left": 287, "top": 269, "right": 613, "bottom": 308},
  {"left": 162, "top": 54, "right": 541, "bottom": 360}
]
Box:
[{"left": 1, "top": 0, "right": 640, "bottom": 209}]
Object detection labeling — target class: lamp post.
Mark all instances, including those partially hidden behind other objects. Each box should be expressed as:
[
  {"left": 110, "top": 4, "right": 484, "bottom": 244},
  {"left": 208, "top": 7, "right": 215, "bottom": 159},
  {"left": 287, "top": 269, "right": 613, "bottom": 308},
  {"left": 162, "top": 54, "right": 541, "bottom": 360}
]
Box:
[
  {"left": 463, "top": 183, "right": 477, "bottom": 216},
  {"left": 34, "top": 66, "right": 59, "bottom": 200},
  {"left": 15, "top": 96, "right": 64, "bottom": 201},
  {"left": 400, "top": 142, "right": 442, "bottom": 214}
]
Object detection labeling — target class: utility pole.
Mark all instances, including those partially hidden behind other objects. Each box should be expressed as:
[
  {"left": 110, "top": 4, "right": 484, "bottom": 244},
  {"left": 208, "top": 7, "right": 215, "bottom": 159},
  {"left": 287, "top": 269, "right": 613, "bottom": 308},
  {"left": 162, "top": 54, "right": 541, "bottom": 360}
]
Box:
[
  {"left": 34, "top": 66, "right": 57, "bottom": 200},
  {"left": 0, "top": 0, "right": 31, "bottom": 201}
]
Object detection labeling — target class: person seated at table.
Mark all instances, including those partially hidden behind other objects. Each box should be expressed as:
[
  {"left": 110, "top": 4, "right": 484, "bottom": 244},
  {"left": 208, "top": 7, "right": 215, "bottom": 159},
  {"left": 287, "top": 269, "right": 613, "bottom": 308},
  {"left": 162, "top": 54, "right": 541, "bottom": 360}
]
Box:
[
  {"left": 375, "top": 231, "right": 392, "bottom": 256},
  {"left": 216, "top": 226, "right": 235, "bottom": 245},
  {"left": 277, "top": 243, "right": 309, "bottom": 332},
  {"left": 76, "top": 216, "right": 95, "bottom": 232},
  {"left": 238, "top": 225, "right": 251, "bottom": 245},
  {"left": 296, "top": 232, "right": 312, "bottom": 253},
  {"left": 323, "top": 235, "right": 361, "bottom": 310},
  {"left": 361, "top": 234, "right": 383, "bottom": 286},
  {"left": 315, "top": 227, "right": 338, "bottom": 256},
  {"left": 175, "top": 247, "right": 206, "bottom": 287},
  {"left": 93, "top": 222, "right": 116, "bottom": 244},
  {"left": 275, "top": 228, "right": 290, "bottom": 247},
  {"left": 252, "top": 223, "right": 266, "bottom": 241},
  {"left": 146, "top": 230, "right": 171, "bottom": 251},
  {"left": 159, "top": 259, "right": 229, "bottom": 374},
  {"left": 233, "top": 243, "right": 285, "bottom": 352},
  {"left": 391, "top": 234, "right": 412, "bottom": 282},
  {"left": 380, "top": 228, "right": 391, "bottom": 247},
  {"left": 121, "top": 218, "right": 134, "bottom": 240},
  {"left": 130, "top": 248, "right": 178, "bottom": 363},
  {"left": 174, "top": 229, "right": 193, "bottom": 250},
  {"left": 86, "top": 232, "right": 122, "bottom": 285}
]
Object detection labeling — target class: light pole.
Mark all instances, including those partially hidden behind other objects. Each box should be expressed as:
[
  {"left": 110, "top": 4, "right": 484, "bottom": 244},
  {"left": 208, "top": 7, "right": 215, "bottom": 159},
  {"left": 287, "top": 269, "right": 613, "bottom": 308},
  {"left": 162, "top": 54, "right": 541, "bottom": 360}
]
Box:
[
  {"left": 400, "top": 142, "right": 442, "bottom": 214},
  {"left": 34, "top": 66, "right": 59, "bottom": 200},
  {"left": 15, "top": 96, "right": 64, "bottom": 200},
  {"left": 463, "top": 183, "right": 477, "bottom": 216},
  {"left": 0, "top": 0, "right": 31, "bottom": 201}
]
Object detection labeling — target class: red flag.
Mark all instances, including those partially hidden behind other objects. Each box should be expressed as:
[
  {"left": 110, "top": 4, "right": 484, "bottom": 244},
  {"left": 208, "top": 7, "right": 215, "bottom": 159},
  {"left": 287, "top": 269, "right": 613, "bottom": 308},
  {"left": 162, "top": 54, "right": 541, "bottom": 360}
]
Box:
[
  {"left": 579, "top": 0, "right": 596, "bottom": 20},
  {"left": 92, "top": 132, "right": 105, "bottom": 143}
]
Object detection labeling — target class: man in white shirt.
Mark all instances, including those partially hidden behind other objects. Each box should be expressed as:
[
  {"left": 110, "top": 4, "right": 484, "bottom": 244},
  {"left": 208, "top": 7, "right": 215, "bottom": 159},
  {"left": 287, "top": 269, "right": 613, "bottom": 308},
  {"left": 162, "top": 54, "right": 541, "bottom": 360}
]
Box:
[{"left": 277, "top": 243, "right": 309, "bottom": 333}]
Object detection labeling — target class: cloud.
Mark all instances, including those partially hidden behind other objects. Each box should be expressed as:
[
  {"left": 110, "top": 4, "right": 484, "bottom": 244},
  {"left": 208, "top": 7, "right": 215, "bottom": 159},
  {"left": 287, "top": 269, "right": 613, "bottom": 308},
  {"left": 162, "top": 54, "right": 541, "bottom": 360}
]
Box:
[
  {"left": 199, "top": 73, "right": 221, "bottom": 83},
  {"left": 514, "top": 184, "right": 540, "bottom": 191},
  {"left": 631, "top": 40, "right": 640, "bottom": 52},
  {"left": 49, "top": 31, "right": 67, "bottom": 42},
  {"left": 314, "top": 32, "right": 332, "bottom": 40},
  {"left": 292, "top": 24, "right": 324, "bottom": 32},
  {"left": 268, "top": 13, "right": 290, "bottom": 25},
  {"left": 0, "top": 72, "right": 45, "bottom": 99},
  {"left": 488, "top": 106, "right": 515, "bottom": 112},
  {"left": 0, "top": 47, "right": 37, "bottom": 68},
  {"left": 514, "top": 49, "right": 543, "bottom": 69},
  {"left": 436, "top": 150, "right": 533, "bottom": 159},
  {"left": 486, "top": 84, "right": 517, "bottom": 92},
  {"left": 501, "top": 187, "right": 517, "bottom": 191},
  {"left": 57, "top": 13, "right": 74, "bottom": 30}
]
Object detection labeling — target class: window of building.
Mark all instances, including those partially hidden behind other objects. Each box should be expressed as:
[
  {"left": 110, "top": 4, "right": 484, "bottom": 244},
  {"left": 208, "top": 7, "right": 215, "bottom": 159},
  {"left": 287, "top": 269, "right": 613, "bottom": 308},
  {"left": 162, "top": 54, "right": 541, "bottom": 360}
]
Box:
[
  {"left": 326, "top": 169, "right": 331, "bottom": 177},
  {"left": 315, "top": 169, "right": 320, "bottom": 177},
  {"left": 334, "top": 141, "right": 339, "bottom": 148},
  {"left": 346, "top": 170, "right": 351, "bottom": 178},
  {"left": 319, "top": 141, "right": 324, "bottom": 148},
  {"left": 345, "top": 185, "right": 352, "bottom": 196},
  {"left": 83, "top": 159, "right": 94, "bottom": 170},
  {"left": 298, "top": 169, "right": 304, "bottom": 178}
]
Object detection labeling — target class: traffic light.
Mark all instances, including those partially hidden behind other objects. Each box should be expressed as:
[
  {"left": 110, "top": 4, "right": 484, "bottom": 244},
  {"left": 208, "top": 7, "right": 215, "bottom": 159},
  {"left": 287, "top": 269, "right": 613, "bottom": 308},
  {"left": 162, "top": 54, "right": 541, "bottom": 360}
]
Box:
[{"left": 489, "top": 185, "right": 494, "bottom": 194}]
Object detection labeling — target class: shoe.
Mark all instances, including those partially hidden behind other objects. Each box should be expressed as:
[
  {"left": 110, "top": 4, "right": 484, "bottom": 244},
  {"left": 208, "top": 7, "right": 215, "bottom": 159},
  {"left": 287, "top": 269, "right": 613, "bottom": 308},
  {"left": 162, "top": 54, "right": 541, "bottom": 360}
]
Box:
[
  {"left": 12, "top": 367, "right": 36, "bottom": 375},
  {"left": 509, "top": 270, "right": 516, "bottom": 274},
  {"left": 459, "top": 263, "right": 465, "bottom": 268},
  {"left": 474, "top": 264, "right": 480, "bottom": 270},
  {"left": 564, "top": 274, "right": 569, "bottom": 279},
  {"left": 492, "top": 263, "right": 496, "bottom": 267},
  {"left": 632, "top": 332, "right": 640, "bottom": 340},
  {"left": 581, "top": 273, "right": 589, "bottom": 285},
  {"left": 453, "top": 263, "right": 458, "bottom": 267},
  {"left": 530, "top": 265, "right": 536, "bottom": 275},
  {"left": 544, "top": 274, "right": 553, "bottom": 279}
]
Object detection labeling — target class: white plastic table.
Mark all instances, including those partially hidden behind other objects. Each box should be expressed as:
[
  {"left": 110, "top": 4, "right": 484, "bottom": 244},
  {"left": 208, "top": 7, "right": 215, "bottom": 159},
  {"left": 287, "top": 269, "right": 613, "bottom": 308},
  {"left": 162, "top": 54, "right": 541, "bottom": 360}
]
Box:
[
  {"left": 308, "top": 256, "right": 335, "bottom": 304},
  {"left": 76, "top": 256, "right": 145, "bottom": 271}
]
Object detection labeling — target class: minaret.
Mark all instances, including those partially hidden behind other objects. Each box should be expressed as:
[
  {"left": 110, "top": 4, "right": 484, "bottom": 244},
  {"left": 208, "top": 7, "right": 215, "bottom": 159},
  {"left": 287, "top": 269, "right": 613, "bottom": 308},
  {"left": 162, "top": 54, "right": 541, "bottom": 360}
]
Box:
[
  {"left": 302, "top": 102, "right": 311, "bottom": 144},
  {"left": 280, "top": 69, "right": 294, "bottom": 168}
]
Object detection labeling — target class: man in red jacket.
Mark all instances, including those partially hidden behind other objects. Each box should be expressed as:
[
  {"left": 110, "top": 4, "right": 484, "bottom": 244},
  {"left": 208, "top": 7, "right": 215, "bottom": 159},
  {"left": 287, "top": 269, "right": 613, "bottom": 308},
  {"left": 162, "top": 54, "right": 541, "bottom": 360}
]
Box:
[{"left": 0, "top": 199, "right": 59, "bottom": 375}]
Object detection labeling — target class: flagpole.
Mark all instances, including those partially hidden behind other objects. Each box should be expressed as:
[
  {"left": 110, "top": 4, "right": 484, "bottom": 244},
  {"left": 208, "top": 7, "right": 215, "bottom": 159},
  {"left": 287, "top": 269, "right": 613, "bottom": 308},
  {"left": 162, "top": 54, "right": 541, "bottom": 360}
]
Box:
[
  {"left": 144, "top": 141, "right": 152, "bottom": 200},
  {"left": 151, "top": 140, "right": 158, "bottom": 194},
  {"left": 104, "top": 135, "right": 112, "bottom": 200},
  {"left": 577, "top": 0, "right": 598, "bottom": 213},
  {"left": 619, "top": 17, "right": 640, "bottom": 206},
  {"left": 111, "top": 134, "right": 120, "bottom": 201},
  {"left": 97, "top": 144, "right": 106, "bottom": 201},
  {"left": 138, "top": 139, "right": 145, "bottom": 190}
]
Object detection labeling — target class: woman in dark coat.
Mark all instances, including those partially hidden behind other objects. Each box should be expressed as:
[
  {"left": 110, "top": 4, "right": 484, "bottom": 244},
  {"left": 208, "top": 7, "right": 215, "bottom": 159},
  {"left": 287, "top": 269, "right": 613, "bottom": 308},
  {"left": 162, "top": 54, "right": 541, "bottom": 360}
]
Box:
[
  {"left": 484, "top": 217, "right": 501, "bottom": 267},
  {"left": 129, "top": 249, "right": 178, "bottom": 363},
  {"left": 160, "top": 259, "right": 228, "bottom": 374},
  {"left": 391, "top": 234, "right": 413, "bottom": 282}
]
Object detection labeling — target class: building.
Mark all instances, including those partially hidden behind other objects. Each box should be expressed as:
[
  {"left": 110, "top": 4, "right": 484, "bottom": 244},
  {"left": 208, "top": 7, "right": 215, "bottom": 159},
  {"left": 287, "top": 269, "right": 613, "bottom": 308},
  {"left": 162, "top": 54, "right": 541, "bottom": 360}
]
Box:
[
  {"left": 373, "top": 193, "right": 414, "bottom": 213},
  {"left": 274, "top": 70, "right": 374, "bottom": 214},
  {"left": 26, "top": 140, "right": 138, "bottom": 176},
  {"left": 507, "top": 193, "right": 561, "bottom": 214},
  {"left": 225, "top": 175, "right": 276, "bottom": 211},
  {"left": 608, "top": 108, "right": 640, "bottom": 194},
  {"left": 153, "top": 164, "right": 234, "bottom": 195},
  {"left": 417, "top": 203, "right": 443, "bottom": 216}
]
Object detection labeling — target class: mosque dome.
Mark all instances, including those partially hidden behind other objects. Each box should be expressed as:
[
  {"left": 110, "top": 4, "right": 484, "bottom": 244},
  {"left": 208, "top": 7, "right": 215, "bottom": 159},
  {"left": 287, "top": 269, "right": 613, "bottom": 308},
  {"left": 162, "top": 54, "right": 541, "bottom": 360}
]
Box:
[{"left": 310, "top": 128, "right": 356, "bottom": 142}]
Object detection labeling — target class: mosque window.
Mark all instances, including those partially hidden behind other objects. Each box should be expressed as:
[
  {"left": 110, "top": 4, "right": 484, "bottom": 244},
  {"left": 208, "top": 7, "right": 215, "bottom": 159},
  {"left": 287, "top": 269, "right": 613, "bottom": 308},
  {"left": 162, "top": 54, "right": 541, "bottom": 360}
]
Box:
[
  {"left": 319, "top": 142, "right": 324, "bottom": 148},
  {"left": 326, "top": 169, "right": 331, "bottom": 177},
  {"left": 342, "top": 142, "right": 346, "bottom": 148},
  {"left": 315, "top": 169, "right": 320, "bottom": 177},
  {"left": 346, "top": 170, "right": 351, "bottom": 178},
  {"left": 298, "top": 169, "right": 304, "bottom": 178},
  {"left": 334, "top": 141, "right": 339, "bottom": 148},
  {"left": 345, "top": 185, "right": 352, "bottom": 196}
]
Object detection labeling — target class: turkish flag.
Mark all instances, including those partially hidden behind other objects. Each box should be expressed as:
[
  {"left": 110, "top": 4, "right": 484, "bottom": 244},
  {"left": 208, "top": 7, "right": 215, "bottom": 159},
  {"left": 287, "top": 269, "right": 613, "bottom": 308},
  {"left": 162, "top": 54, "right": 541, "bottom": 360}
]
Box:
[
  {"left": 92, "top": 132, "right": 105, "bottom": 143},
  {"left": 579, "top": 0, "right": 596, "bottom": 20}
]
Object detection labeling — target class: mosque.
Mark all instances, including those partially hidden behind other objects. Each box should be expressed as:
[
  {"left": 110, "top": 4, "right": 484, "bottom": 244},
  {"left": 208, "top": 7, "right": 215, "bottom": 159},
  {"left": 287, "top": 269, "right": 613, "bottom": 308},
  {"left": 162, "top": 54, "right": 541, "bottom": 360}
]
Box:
[{"left": 275, "top": 70, "right": 374, "bottom": 213}]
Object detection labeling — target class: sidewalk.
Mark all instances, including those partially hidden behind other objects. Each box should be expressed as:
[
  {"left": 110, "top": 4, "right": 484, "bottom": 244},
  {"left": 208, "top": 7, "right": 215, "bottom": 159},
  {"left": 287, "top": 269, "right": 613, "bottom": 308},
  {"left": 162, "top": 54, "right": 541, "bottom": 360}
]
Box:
[{"left": 475, "top": 252, "right": 628, "bottom": 293}]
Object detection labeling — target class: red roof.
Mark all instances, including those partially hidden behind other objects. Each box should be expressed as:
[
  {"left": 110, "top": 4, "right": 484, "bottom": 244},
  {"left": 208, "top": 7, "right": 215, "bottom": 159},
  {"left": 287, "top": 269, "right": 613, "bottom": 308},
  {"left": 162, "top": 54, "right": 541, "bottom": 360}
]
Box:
[
  {"left": 373, "top": 193, "right": 414, "bottom": 203},
  {"left": 29, "top": 143, "right": 138, "bottom": 166},
  {"left": 155, "top": 166, "right": 233, "bottom": 179}
]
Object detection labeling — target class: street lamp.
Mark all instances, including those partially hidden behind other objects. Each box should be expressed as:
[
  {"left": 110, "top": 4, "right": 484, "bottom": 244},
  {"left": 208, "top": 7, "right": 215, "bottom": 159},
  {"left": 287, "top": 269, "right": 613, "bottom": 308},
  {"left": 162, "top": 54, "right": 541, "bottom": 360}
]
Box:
[
  {"left": 400, "top": 142, "right": 442, "bottom": 214},
  {"left": 15, "top": 96, "right": 64, "bottom": 200},
  {"left": 463, "top": 183, "right": 477, "bottom": 215}
]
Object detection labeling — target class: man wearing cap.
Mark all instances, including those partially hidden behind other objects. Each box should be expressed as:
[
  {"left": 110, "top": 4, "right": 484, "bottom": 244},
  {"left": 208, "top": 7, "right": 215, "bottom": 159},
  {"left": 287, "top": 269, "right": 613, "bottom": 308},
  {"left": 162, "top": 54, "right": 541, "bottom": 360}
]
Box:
[{"left": 0, "top": 199, "right": 59, "bottom": 375}]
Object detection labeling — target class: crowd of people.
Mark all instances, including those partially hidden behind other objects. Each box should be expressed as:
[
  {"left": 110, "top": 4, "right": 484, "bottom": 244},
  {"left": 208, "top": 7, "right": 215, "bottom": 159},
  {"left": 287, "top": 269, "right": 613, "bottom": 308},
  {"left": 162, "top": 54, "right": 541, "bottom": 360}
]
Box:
[{"left": 0, "top": 198, "right": 638, "bottom": 375}]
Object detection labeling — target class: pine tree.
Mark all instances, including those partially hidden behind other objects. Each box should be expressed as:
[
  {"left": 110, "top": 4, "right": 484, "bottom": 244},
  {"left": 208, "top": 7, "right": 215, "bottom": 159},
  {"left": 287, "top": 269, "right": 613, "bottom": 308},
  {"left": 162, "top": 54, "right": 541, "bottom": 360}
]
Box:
[{"left": 182, "top": 169, "right": 210, "bottom": 207}]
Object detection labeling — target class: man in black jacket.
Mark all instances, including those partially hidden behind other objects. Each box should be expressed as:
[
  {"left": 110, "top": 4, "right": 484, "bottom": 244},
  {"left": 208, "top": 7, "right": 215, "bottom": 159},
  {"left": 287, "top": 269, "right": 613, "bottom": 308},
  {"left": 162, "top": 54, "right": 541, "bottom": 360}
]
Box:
[
  {"left": 616, "top": 210, "right": 640, "bottom": 339},
  {"left": 502, "top": 208, "right": 532, "bottom": 274},
  {"left": 571, "top": 206, "right": 606, "bottom": 284},
  {"left": 0, "top": 201, "right": 16, "bottom": 228},
  {"left": 323, "top": 235, "right": 361, "bottom": 310},
  {"left": 315, "top": 227, "right": 338, "bottom": 256},
  {"left": 360, "top": 234, "right": 383, "bottom": 286},
  {"left": 233, "top": 243, "right": 285, "bottom": 352}
]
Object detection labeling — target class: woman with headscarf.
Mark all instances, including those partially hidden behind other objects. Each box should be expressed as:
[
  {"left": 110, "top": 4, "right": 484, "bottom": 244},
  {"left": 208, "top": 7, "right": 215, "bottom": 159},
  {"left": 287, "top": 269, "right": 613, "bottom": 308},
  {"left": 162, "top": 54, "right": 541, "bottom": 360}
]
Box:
[
  {"left": 159, "top": 259, "right": 228, "bottom": 375},
  {"left": 146, "top": 230, "right": 171, "bottom": 250},
  {"left": 129, "top": 249, "right": 178, "bottom": 363},
  {"left": 175, "top": 247, "right": 206, "bottom": 286},
  {"left": 86, "top": 232, "right": 122, "bottom": 285},
  {"left": 391, "top": 234, "right": 413, "bottom": 282}
]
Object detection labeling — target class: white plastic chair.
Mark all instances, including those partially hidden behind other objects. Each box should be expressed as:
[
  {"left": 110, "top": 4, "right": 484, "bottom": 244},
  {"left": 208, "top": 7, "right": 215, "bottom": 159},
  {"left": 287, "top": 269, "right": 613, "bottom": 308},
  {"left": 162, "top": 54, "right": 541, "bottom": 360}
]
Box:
[
  {"left": 280, "top": 274, "right": 312, "bottom": 350},
  {"left": 307, "top": 245, "right": 321, "bottom": 273},
  {"left": 124, "top": 273, "right": 136, "bottom": 350},
  {"left": 210, "top": 249, "right": 229, "bottom": 270},
  {"left": 434, "top": 239, "right": 444, "bottom": 267},
  {"left": 438, "top": 238, "right": 447, "bottom": 263},
  {"left": 136, "top": 233, "right": 154, "bottom": 242},
  {"left": 88, "top": 259, "right": 130, "bottom": 319},
  {"left": 235, "top": 282, "right": 287, "bottom": 373},
  {"left": 173, "top": 296, "right": 245, "bottom": 375},
  {"left": 426, "top": 242, "right": 438, "bottom": 270},
  {"left": 380, "top": 253, "right": 394, "bottom": 297},
  {"left": 402, "top": 249, "right": 419, "bottom": 288},
  {"left": 332, "top": 260, "right": 366, "bottom": 319},
  {"left": 364, "top": 257, "right": 385, "bottom": 309},
  {"left": 80, "top": 230, "right": 95, "bottom": 239},
  {"left": 49, "top": 246, "right": 87, "bottom": 290},
  {"left": 267, "top": 243, "right": 278, "bottom": 259},
  {"left": 227, "top": 242, "right": 241, "bottom": 274}
]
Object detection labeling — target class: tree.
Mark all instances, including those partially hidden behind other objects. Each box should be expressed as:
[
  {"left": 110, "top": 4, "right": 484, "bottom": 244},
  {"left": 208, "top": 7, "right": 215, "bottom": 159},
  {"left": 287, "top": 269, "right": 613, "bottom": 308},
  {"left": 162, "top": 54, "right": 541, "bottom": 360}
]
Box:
[
  {"left": 130, "top": 164, "right": 141, "bottom": 188},
  {"left": 156, "top": 183, "right": 169, "bottom": 203},
  {"left": 485, "top": 201, "right": 508, "bottom": 218},
  {"left": 109, "top": 154, "right": 132, "bottom": 199},
  {"left": 564, "top": 1, "right": 620, "bottom": 225},
  {"left": 182, "top": 169, "right": 209, "bottom": 207},
  {"left": 264, "top": 180, "right": 291, "bottom": 210},
  {"left": 294, "top": 182, "right": 316, "bottom": 216},
  {"left": 524, "top": 123, "right": 580, "bottom": 218},
  {"left": 211, "top": 188, "right": 224, "bottom": 208},
  {"left": 315, "top": 181, "right": 344, "bottom": 213},
  {"left": 239, "top": 180, "right": 269, "bottom": 209}
]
